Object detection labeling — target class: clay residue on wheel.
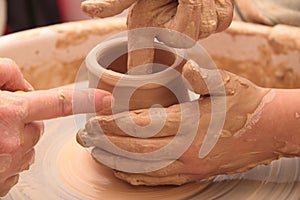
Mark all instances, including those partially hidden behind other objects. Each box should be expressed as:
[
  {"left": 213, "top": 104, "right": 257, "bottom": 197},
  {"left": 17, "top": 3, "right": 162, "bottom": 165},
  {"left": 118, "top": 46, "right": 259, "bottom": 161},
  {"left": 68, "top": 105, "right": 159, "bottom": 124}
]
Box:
[
  {"left": 20, "top": 58, "right": 84, "bottom": 90},
  {"left": 53, "top": 18, "right": 126, "bottom": 49},
  {"left": 268, "top": 25, "right": 300, "bottom": 54},
  {"left": 57, "top": 138, "right": 210, "bottom": 200},
  {"left": 212, "top": 56, "right": 300, "bottom": 89}
]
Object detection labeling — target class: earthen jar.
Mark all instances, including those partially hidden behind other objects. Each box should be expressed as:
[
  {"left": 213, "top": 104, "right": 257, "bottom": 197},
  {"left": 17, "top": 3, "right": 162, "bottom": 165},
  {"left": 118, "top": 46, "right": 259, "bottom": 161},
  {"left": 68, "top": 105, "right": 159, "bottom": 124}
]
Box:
[{"left": 85, "top": 36, "right": 190, "bottom": 113}]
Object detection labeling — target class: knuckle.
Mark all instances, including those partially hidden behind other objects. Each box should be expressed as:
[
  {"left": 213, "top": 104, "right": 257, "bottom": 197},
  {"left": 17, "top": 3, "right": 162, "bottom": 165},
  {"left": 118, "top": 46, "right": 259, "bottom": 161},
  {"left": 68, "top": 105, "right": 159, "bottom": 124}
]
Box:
[
  {"left": 0, "top": 94, "right": 30, "bottom": 153},
  {"left": 0, "top": 94, "right": 29, "bottom": 121},
  {"left": 215, "top": 0, "right": 234, "bottom": 31}
]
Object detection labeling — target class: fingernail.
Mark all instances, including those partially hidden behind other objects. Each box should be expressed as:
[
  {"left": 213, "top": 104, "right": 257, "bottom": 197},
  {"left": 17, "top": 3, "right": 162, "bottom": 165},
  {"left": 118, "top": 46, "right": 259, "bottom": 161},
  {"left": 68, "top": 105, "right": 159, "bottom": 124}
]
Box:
[{"left": 24, "top": 79, "right": 34, "bottom": 91}]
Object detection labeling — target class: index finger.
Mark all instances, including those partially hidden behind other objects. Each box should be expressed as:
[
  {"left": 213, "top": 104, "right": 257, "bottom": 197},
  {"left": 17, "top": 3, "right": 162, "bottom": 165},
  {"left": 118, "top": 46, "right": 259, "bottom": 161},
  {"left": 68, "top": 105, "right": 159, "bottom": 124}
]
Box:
[
  {"left": 165, "top": 0, "right": 203, "bottom": 43},
  {"left": 23, "top": 88, "right": 112, "bottom": 123}
]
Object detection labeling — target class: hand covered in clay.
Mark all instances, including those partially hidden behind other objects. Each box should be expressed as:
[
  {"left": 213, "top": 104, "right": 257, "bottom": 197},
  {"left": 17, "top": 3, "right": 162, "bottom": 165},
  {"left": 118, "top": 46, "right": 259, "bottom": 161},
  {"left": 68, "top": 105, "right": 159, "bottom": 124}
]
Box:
[
  {"left": 77, "top": 60, "right": 281, "bottom": 186},
  {"left": 0, "top": 58, "right": 112, "bottom": 196},
  {"left": 235, "top": 0, "right": 300, "bottom": 26},
  {"left": 81, "top": 0, "right": 234, "bottom": 73},
  {"left": 81, "top": 0, "right": 234, "bottom": 42}
]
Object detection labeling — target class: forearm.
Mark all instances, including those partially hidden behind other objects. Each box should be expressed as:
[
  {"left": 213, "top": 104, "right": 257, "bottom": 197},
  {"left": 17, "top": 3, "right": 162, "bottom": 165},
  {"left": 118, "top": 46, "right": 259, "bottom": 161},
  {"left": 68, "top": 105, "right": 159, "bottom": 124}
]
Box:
[
  {"left": 213, "top": 89, "right": 300, "bottom": 176},
  {"left": 257, "top": 89, "right": 300, "bottom": 157}
]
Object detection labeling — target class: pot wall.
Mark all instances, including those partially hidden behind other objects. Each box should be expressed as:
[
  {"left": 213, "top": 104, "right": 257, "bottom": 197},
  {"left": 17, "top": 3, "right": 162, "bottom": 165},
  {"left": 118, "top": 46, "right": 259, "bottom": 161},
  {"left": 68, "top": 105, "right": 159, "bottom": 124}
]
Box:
[{"left": 86, "top": 37, "right": 189, "bottom": 111}]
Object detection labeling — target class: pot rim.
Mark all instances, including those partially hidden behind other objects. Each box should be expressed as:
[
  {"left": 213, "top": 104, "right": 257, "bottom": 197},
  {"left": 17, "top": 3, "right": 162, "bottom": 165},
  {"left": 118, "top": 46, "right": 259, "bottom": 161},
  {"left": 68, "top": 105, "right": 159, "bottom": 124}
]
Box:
[{"left": 85, "top": 36, "right": 185, "bottom": 87}]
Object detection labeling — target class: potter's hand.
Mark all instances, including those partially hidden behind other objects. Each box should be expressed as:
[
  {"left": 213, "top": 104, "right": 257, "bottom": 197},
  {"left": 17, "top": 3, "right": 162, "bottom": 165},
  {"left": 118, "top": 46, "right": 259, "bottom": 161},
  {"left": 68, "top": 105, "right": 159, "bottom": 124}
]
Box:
[
  {"left": 235, "top": 0, "right": 300, "bottom": 26},
  {"left": 81, "top": 0, "right": 234, "bottom": 45},
  {"left": 0, "top": 58, "right": 112, "bottom": 196},
  {"left": 81, "top": 0, "right": 234, "bottom": 73},
  {"left": 77, "top": 61, "right": 280, "bottom": 186}
]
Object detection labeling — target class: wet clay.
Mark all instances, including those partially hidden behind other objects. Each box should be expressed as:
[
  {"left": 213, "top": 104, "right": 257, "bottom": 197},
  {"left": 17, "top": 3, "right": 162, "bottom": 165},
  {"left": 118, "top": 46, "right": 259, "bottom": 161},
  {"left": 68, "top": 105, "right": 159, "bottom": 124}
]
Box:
[
  {"left": 57, "top": 138, "right": 210, "bottom": 200},
  {"left": 86, "top": 37, "right": 189, "bottom": 112}
]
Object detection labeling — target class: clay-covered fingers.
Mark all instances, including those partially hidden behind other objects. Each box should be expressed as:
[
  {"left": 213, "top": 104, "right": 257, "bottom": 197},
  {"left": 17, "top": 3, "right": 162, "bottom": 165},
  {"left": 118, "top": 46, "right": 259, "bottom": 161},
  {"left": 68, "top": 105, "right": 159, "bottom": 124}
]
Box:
[
  {"left": 214, "top": 0, "right": 235, "bottom": 32},
  {"left": 77, "top": 124, "right": 178, "bottom": 155},
  {"left": 81, "top": 0, "right": 234, "bottom": 48},
  {"left": 182, "top": 60, "right": 255, "bottom": 96},
  {"left": 77, "top": 100, "right": 200, "bottom": 143},
  {"left": 23, "top": 88, "right": 112, "bottom": 123},
  {"left": 175, "top": 0, "right": 234, "bottom": 40},
  {"left": 169, "top": 0, "right": 214, "bottom": 39},
  {"left": 127, "top": 32, "right": 156, "bottom": 73},
  {"left": 81, "top": 0, "right": 137, "bottom": 18},
  {"left": 159, "top": 0, "right": 234, "bottom": 47},
  {"left": 0, "top": 58, "right": 33, "bottom": 92},
  {"left": 90, "top": 147, "right": 169, "bottom": 174},
  {"left": 88, "top": 134, "right": 172, "bottom": 154},
  {"left": 93, "top": 106, "right": 180, "bottom": 137},
  {"left": 126, "top": 0, "right": 176, "bottom": 28},
  {"left": 90, "top": 147, "right": 190, "bottom": 177},
  {"left": 126, "top": 0, "right": 176, "bottom": 72}
]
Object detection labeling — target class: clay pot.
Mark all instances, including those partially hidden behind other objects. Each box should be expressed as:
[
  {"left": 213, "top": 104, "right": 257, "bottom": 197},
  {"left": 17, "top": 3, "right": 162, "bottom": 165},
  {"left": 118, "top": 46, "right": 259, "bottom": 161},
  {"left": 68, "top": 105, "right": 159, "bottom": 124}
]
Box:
[{"left": 85, "top": 36, "right": 190, "bottom": 112}]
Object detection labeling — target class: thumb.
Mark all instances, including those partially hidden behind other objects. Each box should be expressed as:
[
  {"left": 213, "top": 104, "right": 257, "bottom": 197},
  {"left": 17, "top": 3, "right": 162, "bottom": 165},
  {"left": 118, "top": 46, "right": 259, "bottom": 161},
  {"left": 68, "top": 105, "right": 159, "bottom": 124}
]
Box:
[
  {"left": 23, "top": 88, "right": 113, "bottom": 123},
  {"left": 182, "top": 60, "right": 252, "bottom": 96},
  {"left": 0, "top": 58, "right": 33, "bottom": 92}
]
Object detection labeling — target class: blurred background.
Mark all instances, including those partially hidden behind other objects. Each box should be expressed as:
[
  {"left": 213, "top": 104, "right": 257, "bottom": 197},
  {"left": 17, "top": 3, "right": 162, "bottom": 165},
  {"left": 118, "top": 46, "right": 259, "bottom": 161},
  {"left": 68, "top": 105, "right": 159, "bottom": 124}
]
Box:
[
  {"left": 0, "top": 0, "right": 128, "bottom": 35},
  {"left": 0, "top": 0, "right": 89, "bottom": 35}
]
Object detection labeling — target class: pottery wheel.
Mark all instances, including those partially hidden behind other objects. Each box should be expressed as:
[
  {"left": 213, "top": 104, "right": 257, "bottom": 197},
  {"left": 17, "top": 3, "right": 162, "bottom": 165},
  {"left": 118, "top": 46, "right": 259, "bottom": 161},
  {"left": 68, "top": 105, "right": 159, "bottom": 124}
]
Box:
[{"left": 3, "top": 83, "right": 300, "bottom": 200}]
